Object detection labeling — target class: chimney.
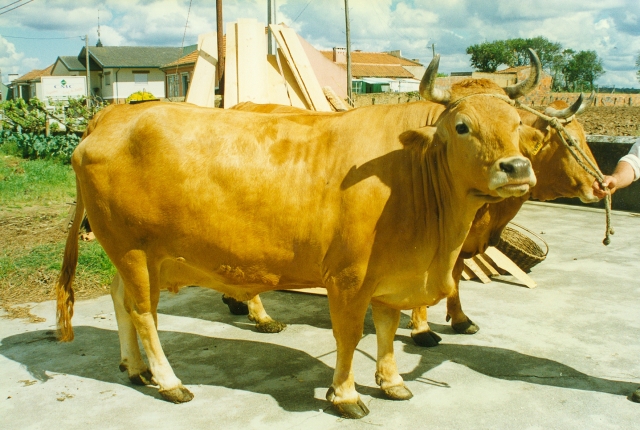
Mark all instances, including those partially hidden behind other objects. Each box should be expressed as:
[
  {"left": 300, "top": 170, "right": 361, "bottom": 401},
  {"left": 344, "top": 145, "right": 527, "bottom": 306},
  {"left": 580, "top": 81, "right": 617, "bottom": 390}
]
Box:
[
  {"left": 333, "top": 47, "right": 346, "bottom": 64},
  {"left": 387, "top": 50, "right": 402, "bottom": 58}
]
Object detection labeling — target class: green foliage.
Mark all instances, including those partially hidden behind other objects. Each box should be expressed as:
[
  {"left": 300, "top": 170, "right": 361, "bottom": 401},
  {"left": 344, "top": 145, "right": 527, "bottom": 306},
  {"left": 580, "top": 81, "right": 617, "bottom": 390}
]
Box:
[
  {"left": 1, "top": 131, "right": 80, "bottom": 161},
  {"left": 1, "top": 96, "right": 107, "bottom": 135},
  {"left": 0, "top": 95, "right": 105, "bottom": 163},
  {"left": 467, "top": 36, "right": 561, "bottom": 73},
  {"left": 126, "top": 90, "right": 156, "bottom": 103},
  {"left": 466, "top": 40, "right": 511, "bottom": 72},
  {"left": 1, "top": 98, "right": 47, "bottom": 134},
  {"left": 466, "top": 37, "right": 605, "bottom": 91}
]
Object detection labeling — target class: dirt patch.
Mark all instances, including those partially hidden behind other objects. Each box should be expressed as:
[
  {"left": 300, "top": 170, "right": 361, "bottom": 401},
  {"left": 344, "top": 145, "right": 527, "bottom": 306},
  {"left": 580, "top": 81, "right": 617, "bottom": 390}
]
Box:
[
  {"left": 575, "top": 106, "right": 640, "bottom": 137},
  {"left": 0, "top": 204, "right": 110, "bottom": 320}
]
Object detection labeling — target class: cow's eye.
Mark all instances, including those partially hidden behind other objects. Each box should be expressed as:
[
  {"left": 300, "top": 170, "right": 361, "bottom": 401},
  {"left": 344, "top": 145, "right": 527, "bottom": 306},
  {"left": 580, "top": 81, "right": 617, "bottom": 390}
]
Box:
[{"left": 455, "top": 123, "right": 469, "bottom": 134}]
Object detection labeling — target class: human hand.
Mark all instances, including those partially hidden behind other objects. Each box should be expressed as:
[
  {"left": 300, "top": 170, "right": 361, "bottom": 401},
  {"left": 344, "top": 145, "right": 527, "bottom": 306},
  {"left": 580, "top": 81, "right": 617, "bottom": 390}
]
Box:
[{"left": 592, "top": 175, "right": 618, "bottom": 198}]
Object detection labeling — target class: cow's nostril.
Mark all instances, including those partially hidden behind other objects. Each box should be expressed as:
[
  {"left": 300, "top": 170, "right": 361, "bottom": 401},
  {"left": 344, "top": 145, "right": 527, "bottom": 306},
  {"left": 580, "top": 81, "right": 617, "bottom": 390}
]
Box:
[{"left": 500, "top": 162, "right": 515, "bottom": 174}]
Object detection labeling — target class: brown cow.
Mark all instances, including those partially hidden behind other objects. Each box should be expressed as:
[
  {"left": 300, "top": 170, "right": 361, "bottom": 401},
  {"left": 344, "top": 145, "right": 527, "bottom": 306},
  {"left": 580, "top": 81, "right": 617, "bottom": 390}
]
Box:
[
  {"left": 56, "top": 54, "right": 538, "bottom": 419},
  {"left": 409, "top": 95, "right": 600, "bottom": 345},
  {"left": 227, "top": 95, "right": 599, "bottom": 344}
]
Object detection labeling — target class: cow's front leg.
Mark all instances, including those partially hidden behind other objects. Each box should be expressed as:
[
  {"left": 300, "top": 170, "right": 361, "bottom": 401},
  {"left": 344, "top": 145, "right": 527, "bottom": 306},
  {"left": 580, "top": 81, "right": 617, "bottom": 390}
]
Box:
[
  {"left": 409, "top": 306, "right": 441, "bottom": 347},
  {"left": 445, "top": 257, "right": 479, "bottom": 334},
  {"left": 325, "top": 289, "right": 370, "bottom": 419},
  {"left": 247, "top": 295, "right": 286, "bottom": 333},
  {"left": 110, "top": 272, "right": 153, "bottom": 385},
  {"left": 446, "top": 289, "right": 479, "bottom": 334},
  {"left": 372, "top": 302, "right": 413, "bottom": 400}
]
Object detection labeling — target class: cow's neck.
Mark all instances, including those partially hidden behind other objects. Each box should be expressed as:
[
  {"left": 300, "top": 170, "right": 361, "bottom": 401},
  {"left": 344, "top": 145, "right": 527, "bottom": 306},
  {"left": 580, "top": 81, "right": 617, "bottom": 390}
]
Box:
[{"left": 416, "top": 144, "right": 485, "bottom": 289}]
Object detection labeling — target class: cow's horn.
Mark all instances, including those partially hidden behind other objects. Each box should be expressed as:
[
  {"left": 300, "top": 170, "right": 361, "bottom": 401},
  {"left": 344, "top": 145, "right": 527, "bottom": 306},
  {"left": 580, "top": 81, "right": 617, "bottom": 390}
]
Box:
[
  {"left": 503, "top": 48, "right": 542, "bottom": 99},
  {"left": 544, "top": 93, "right": 585, "bottom": 119},
  {"left": 578, "top": 91, "right": 596, "bottom": 115},
  {"left": 419, "top": 54, "right": 451, "bottom": 105}
]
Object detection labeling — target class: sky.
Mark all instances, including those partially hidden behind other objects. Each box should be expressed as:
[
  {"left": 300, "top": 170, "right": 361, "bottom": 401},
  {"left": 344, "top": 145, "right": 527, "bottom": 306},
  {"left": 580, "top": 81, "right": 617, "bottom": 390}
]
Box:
[{"left": 1, "top": 0, "right": 639, "bottom": 88}]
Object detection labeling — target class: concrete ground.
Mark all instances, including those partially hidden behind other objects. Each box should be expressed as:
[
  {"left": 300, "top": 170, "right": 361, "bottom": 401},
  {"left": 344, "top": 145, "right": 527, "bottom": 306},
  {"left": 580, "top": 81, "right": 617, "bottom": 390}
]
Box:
[{"left": 1, "top": 201, "right": 640, "bottom": 429}]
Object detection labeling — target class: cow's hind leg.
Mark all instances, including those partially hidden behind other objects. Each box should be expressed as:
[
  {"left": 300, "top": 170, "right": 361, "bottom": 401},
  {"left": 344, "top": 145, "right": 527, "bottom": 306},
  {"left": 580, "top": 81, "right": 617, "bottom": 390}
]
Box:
[
  {"left": 325, "top": 288, "right": 370, "bottom": 419},
  {"left": 110, "top": 272, "right": 153, "bottom": 385},
  {"left": 372, "top": 302, "right": 413, "bottom": 400},
  {"left": 118, "top": 253, "right": 193, "bottom": 403},
  {"left": 247, "top": 295, "right": 286, "bottom": 333}
]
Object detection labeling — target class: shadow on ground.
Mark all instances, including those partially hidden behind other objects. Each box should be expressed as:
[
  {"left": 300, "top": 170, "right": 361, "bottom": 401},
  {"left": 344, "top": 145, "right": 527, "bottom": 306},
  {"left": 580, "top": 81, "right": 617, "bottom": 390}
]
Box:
[{"left": 0, "top": 323, "right": 635, "bottom": 412}]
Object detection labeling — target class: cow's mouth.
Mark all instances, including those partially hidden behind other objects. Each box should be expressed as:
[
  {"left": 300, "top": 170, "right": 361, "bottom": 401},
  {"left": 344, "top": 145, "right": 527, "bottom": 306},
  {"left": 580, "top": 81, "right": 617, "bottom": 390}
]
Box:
[{"left": 496, "top": 182, "right": 531, "bottom": 197}]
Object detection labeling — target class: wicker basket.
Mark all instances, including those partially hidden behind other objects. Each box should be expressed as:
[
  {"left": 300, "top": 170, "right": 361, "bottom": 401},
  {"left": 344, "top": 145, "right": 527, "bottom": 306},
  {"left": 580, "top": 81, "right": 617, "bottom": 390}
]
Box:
[{"left": 496, "top": 223, "right": 549, "bottom": 272}]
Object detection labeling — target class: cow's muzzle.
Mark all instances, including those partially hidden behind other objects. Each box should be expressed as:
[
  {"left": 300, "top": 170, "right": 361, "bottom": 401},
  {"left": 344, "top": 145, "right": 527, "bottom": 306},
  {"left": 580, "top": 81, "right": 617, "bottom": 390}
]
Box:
[{"left": 489, "top": 156, "right": 537, "bottom": 197}]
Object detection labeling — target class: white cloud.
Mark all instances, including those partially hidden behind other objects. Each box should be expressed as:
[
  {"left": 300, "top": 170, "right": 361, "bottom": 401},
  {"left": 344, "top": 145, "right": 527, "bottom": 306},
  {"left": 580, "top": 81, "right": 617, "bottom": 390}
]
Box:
[
  {"left": 0, "top": 0, "right": 637, "bottom": 87},
  {"left": 0, "top": 36, "right": 39, "bottom": 82}
]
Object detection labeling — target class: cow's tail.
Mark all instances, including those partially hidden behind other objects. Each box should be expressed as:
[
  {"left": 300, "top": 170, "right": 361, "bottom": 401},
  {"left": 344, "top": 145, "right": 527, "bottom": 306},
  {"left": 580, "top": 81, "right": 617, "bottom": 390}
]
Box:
[{"left": 56, "top": 178, "right": 84, "bottom": 342}]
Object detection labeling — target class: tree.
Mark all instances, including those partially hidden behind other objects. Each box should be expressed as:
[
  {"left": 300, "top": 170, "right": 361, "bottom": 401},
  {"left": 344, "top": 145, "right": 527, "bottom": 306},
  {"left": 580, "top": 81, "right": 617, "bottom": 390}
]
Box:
[
  {"left": 563, "top": 50, "right": 605, "bottom": 91},
  {"left": 466, "top": 40, "right": 511, "bottom": 72},
  {"left": 467, "top": 36, "right": 560, "bottom": 73}
]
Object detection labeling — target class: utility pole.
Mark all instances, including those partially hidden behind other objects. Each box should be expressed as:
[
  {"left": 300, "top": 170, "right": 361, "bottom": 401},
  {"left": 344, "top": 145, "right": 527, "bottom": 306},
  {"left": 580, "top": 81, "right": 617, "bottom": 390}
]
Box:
[
  {"left": 267, "top": 0, "right": 276, "bottom": 55},
  {"left": 345, "top": 0, "right": 352, "bottom": 106},
  {"left": 84, "top": 34, "right": 91, "bottom": 107},
  {"left": 216, "top": 0, "right": 224, "bottom": 91}
]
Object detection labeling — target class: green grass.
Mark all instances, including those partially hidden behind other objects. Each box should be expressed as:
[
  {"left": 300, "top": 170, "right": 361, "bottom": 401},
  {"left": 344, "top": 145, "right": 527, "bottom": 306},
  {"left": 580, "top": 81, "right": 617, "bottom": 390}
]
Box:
[
  {"left": 0, "top": 150, "right": 115, "bottom": 307},
  {"left": 0, "top": 241, "right": 116, "bottom": 284},
  {"left": 0, "top": 154, "right": 76, "bottom": 208}
]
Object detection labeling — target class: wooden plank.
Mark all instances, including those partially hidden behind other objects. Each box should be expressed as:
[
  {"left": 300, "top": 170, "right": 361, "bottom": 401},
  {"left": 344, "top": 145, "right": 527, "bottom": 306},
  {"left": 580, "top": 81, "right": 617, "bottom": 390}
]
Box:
[
  {"left": 185, "top": 32, "right": 218, "bottom": 107},
  {"left": 464, "top": 258, "right": 491, "bottom": 284},
  {"left": 461, "top": 267, "right": 473, "bottom": 281},
  {"left": 323, "top": 86, "right": 350, "bottom": 111},
  {"left": 474, "top": 254, "right": 500, "bottom": 277},
  {"left": 279, "top": 27, "right": 332, "bottom": 111},
  {"left": 236, "top": 19, "right": 269, "bottom": 104},
  {"left": 266, "top": 54, "right": 292, "bottom": 106},
  {"left": 270, "top": 24, "right": 312, "bottom": 109},
  {"left": 276, "top": 48, "right": 308, "bottom": 109},
  {"left": 223, "top": 22, "right": 238, "bottom": 108},
  {"left": 282, "top": 287, "right": 327, "bottom": 296},
  {"left": 484, "top": 247, "right": 537, "bottom": 289}
]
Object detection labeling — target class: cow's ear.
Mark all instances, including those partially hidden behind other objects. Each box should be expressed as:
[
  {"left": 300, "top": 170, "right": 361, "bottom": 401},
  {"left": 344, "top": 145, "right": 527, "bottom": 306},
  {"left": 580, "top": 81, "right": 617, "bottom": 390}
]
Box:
[
  {"left": 399, "top": 126, "right": 437, "bottom": 148},
  {"left": 519, "top": 124, "right": 545, "bottom": 157}
]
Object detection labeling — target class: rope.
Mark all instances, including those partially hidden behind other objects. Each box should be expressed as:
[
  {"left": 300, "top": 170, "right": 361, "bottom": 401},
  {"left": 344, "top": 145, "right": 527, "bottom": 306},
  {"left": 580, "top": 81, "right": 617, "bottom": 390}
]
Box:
[{"left": 449, "top": 93, "right": 614, "bottom": 245}]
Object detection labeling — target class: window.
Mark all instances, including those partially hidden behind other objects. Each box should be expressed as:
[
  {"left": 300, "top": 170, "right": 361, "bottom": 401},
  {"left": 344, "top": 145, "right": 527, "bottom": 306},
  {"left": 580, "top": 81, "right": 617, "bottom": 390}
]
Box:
[
  {"left": 134, "top": 72, "right": 148, "bottom": 85},
  {"left": 104, "top": 72, "right": 111, "bottom": 86},
  {"left": 167, "top": 74, "right": 179, "bottom": 98},
  {"left": 181, "top": 73, "right": 189, "bottom": 97}
]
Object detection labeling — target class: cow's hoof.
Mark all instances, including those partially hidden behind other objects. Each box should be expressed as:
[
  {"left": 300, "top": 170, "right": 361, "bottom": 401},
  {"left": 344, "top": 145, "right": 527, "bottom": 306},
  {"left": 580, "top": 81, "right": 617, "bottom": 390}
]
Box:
[
  {"left": 411, "top": 330, "right": 441, "bottom": 347},
  {"left": 631, "top": 387, "right": 640, "bottom": 403},
  {"left": 159, "top": 386, "right": 194, "bottom": 403},
  {"left": 255, "top": 320, "right": 286, "bottom": 333},
  {"left": 130, "top": 370, "right": 154, "bottom": 386},
  {"left": 450, "top": 318, "right": 479, "bottom": 334},
  {"left": 382, "top": 384, "right": 413, "bottom": 400},
  {"left": 222, "top": 295, "right": 249, "bottom": 315},
  {"left": 326, "top": 387, "right": 369, "bottom": 419}
]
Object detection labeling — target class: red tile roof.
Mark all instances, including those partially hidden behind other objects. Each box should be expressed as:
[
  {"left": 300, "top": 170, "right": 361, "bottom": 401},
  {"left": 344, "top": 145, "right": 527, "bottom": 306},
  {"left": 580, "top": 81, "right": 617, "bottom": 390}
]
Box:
[
  {"left": 15, "top": 64, "right": 54, "bottom": 82},
  {"left": 320, "top": 50, "right": 421, "bottom": 66}
]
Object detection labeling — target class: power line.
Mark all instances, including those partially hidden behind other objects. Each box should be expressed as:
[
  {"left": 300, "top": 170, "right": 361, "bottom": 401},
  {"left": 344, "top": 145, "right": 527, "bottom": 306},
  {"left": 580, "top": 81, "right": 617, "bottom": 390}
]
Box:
[
  {"left": 292, "top": 0, "right": 312, "bottom": 23},
  {"left": 0, "top": 0, "right": 24, "bottom": 11},
  {"left": 0, "top": 0, "right": 35, "bottom": 16}
]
